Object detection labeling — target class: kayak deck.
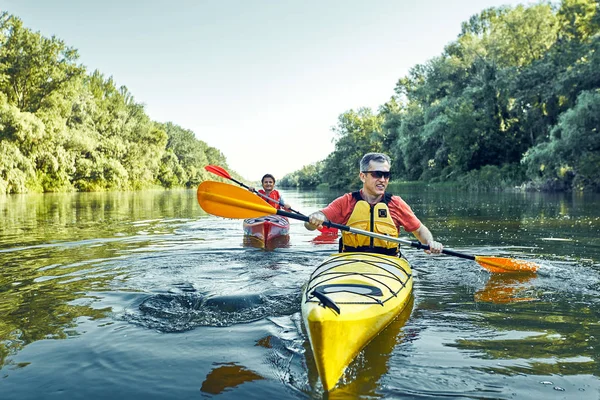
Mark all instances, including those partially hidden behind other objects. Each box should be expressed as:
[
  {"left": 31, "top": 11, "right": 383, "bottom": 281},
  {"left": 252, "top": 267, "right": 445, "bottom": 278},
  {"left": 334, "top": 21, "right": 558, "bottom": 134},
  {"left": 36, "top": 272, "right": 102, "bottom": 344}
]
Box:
[{"left": 301, "top": 252, "right": 413, "bottom": 391}]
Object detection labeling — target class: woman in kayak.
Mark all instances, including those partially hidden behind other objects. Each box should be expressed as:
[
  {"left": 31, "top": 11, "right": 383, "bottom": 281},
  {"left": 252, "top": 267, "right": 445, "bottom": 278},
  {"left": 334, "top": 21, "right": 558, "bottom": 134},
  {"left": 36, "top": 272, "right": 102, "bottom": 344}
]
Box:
[
  {"left": 304, "top": 152, "right": 443, "bottom": 256},
  {"left": 251, "top": 173, "right": 291, "bottom": 211}
]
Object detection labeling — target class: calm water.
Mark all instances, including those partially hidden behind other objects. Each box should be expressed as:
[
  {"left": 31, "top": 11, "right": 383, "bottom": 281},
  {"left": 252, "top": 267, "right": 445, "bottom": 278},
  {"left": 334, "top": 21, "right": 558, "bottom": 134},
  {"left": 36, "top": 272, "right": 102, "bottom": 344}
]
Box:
[{"left": 1, "top": 186, "right": 599, "bottom": 399}]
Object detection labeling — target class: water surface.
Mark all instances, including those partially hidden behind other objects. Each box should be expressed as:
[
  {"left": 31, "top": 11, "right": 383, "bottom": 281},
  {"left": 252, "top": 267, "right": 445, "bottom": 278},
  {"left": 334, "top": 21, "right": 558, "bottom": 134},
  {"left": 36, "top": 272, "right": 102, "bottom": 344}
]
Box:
[{"left": 1, "top": 187, "right": 599, "bottom": 399}]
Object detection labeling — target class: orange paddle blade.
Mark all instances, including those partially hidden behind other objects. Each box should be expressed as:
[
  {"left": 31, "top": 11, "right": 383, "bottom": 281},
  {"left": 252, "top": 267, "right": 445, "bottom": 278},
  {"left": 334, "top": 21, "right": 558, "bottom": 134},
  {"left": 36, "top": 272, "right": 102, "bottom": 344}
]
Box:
[
  {"left": 475, "top": 256, "right": 539, "bottom": 274},
  {"left": 197, "top": 181, "right": 276, "bottom": 219}
]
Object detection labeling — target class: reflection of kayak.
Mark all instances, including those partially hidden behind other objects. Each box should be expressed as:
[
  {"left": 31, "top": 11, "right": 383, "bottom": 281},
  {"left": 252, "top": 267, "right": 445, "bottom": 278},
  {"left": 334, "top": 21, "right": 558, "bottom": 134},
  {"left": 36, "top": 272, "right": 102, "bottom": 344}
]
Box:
[
  {"left": 242, "top": 215, "right": 289, "bottom": 248},
  {"left": 310, "top": 230, "right": 339, "bottom": 245},
  {"left": 301, "top": 252, "right": 413, "bottom": 391}
]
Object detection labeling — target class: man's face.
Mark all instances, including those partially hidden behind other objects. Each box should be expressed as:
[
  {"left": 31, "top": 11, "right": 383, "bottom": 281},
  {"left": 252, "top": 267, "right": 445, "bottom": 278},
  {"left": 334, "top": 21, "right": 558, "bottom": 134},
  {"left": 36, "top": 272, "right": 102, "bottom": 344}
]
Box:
[
  {"left": 360, "top": 160, "right": 390, "bottom": 197},
  {"left": 262, "top": 178, "right": 275, "bottom": 191}
]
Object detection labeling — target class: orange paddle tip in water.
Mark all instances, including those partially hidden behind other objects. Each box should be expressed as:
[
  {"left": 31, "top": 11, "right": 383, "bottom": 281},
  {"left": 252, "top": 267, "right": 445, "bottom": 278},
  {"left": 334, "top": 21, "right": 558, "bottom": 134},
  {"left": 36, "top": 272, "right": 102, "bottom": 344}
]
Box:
[{"left": 475, "top": 256, "right": 539, "bottom": 274}]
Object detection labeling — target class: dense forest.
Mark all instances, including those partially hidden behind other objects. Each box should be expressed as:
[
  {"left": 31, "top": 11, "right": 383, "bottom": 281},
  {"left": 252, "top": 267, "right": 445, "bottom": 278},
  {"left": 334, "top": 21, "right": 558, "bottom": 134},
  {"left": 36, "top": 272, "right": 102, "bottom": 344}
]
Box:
[
  {"left": 0, "top": 12, "right": 240, "bottom": 194},
  {"left": 1, "top": 1, "right": 598, "bottom": 195},
  {"left": 280, "top": 0, "right": 600, "bottom": 192}
]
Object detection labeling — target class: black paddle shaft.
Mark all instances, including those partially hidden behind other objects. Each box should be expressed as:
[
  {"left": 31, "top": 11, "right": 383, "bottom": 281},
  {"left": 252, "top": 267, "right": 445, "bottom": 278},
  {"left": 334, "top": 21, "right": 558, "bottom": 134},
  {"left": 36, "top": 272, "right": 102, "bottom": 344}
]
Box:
[{"left": 276, "top": 209, "right": 476, "bottom": 261}]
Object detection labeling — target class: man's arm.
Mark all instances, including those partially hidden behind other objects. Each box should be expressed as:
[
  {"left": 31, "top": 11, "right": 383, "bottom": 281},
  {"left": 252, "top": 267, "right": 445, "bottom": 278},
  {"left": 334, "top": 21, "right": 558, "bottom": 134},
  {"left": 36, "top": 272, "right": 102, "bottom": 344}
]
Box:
[{"left": 411, "top": 224, "right": 443, "bottom": 254}]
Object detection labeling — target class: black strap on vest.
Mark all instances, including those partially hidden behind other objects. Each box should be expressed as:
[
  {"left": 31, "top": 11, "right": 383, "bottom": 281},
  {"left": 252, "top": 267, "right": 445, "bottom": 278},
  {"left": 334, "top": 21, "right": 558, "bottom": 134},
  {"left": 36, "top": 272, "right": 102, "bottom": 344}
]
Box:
[{"left": 341, "top": 245, "right": 399, "bottom": 256}]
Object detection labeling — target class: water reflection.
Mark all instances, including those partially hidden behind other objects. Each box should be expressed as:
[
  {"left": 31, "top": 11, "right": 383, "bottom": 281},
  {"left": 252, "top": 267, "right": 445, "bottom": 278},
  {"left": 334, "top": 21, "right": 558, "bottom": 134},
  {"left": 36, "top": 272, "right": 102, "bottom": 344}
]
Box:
[
  {"left": 0, "top": 190, "right": 205, "bottom": 249},
  {"left": 385, "top": 185, "right": 600, "bottom": 261},
  {"left": 1, "top": 188, "right": 599, "bottom": 399},
  {"left": 0, "top": 189, "right": 205, "bottom": 370},
  {"left": 474, "top": 273, "right": 537, "bottom": 303},
  {"left": 200, "top": 362, "right": 264, "bottom": 395},
  {"left": 450, "top": 274, "right": 599, "bottom": 378},
  {"left": 310, "top": 231, "right": 339, "bottom": 245},
  {"left": 242, "top": 234, "right": 290, "bottom": 250}
]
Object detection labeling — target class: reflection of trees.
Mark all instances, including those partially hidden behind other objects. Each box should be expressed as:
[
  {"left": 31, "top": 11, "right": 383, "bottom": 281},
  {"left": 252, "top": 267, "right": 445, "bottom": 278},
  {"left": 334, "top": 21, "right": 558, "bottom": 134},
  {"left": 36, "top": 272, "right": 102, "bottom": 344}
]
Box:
[
  {"left": 0, "top": 263, "right": 112, "bottom": 368},
  {"left": 443, "top": 281, "right": 600, "bottom": 376},
  {"left": 0, "top": 190, "right": 203, "bottom": 369},
  {"left": 0, "top": 190, "right": 203, "bottom": 250},
  {"left": 385, "top": 187, "right": 599, "bottom": 259}
]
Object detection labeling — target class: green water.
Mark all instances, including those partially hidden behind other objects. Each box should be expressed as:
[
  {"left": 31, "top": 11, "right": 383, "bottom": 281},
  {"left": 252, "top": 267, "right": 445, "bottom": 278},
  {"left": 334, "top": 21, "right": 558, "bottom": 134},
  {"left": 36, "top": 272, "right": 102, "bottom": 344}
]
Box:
[{"left": 0, "top": 188, "right": 599, "bottom": 399}]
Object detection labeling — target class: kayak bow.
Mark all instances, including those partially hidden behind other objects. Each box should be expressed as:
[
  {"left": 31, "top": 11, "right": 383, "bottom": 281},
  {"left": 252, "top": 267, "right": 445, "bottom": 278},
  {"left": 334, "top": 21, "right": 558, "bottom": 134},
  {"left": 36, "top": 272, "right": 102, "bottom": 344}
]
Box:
[{"left": 301, "top": 252, "right": 413, "bottom": 390}]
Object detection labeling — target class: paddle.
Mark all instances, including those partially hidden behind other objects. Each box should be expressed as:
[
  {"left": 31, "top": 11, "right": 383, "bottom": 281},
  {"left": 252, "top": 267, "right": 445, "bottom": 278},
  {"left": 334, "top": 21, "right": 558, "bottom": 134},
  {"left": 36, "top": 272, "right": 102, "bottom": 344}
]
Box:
[
  {"left": 205, "top": 165, "right": 300, "bottom": 212},
  {"left": 204, "top": 165, "right": 338, "bottom": 235},
  {"left": 197, "top": 181, "right": 539, "bottom": 274}
]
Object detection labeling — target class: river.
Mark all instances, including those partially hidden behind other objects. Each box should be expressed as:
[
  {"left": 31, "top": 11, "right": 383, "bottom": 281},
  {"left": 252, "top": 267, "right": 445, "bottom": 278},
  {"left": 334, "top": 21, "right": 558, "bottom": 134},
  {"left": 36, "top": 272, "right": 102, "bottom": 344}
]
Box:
[{"left": 1, "top": 185, "right": 599, "bottom": 399}]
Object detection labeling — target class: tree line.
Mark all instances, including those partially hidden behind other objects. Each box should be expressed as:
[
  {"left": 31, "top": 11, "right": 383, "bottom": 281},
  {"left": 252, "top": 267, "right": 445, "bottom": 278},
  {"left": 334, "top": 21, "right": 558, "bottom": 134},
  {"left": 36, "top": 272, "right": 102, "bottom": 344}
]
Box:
[
  {"left": 0, "top": 12, "right": 239, "bottom": 194},
  {"left": 280, "top": 0, "right": 600, "bottom": 192}
]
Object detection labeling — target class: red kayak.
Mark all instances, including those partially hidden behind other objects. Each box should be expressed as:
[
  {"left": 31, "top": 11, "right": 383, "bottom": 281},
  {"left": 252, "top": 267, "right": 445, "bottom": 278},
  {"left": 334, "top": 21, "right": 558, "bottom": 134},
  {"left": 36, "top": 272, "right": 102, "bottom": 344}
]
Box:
[{"left": 242, "top": 215, "right": 290, "bottom": 249}]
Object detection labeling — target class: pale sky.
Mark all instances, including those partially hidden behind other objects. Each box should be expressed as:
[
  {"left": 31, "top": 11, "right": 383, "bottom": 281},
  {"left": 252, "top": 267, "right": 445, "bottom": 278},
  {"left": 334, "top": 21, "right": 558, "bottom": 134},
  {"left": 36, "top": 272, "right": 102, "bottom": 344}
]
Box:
[{"left": 1, "top": 0, "right": 530, "bottom": 181}]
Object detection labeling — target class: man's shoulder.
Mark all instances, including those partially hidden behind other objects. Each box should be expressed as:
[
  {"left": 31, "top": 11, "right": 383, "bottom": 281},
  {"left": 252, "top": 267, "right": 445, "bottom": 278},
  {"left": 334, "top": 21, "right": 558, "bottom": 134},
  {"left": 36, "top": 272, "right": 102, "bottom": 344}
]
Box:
[
  {"left": 327, "top": 192, "right": 354, "bottom": 208},
  {"left": 338, "top": 192, "right": 356, "bottom": 203},
  {"left": 387, "top": 194, "right": 408, "bottom": 207}
]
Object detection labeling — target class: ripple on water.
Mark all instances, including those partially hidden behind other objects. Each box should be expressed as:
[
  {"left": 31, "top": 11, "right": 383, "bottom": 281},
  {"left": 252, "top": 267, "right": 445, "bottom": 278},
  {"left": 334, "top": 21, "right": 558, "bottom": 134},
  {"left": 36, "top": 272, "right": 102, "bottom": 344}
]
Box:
[{"left": 122, "top": 290, "right": 302, "bottom": 332}]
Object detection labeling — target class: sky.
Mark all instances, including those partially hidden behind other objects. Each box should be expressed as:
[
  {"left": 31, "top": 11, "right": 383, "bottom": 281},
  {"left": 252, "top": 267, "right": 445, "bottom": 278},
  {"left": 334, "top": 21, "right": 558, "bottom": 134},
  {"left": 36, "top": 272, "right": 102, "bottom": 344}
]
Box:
[{"left": 1, "top": 0, "right": 530, "bottom": 181}]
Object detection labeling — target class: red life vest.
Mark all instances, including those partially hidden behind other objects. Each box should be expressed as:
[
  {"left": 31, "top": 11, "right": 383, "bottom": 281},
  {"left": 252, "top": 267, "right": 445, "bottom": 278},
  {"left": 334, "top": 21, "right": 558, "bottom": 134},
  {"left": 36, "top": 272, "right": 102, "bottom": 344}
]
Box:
[{"left": 258, "top": 189, "right": 283, "bottom": 209}]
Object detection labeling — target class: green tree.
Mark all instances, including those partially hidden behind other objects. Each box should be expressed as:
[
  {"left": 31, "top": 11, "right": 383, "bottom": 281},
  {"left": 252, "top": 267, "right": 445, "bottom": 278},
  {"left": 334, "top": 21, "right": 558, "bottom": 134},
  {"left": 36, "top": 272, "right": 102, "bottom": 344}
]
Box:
[
  {"left": 0, "top": 13, "right": 84, "bottom": 113},
  {"left": 322, "top": 108, "right": 385, "bottom": 189},
  {"left": 522, "top": 90, "right": 600, "bottom": 190}
]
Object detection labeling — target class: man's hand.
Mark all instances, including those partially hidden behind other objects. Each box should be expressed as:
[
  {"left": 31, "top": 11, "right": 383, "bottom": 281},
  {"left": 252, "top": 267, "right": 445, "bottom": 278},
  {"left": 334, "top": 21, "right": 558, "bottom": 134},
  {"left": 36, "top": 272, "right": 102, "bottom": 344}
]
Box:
[
  {"left": 304, "top": 211, "right": 326, "bottom": 231},
  {"left": 426, "top": 240, "right": 443, "bottom": 254}
]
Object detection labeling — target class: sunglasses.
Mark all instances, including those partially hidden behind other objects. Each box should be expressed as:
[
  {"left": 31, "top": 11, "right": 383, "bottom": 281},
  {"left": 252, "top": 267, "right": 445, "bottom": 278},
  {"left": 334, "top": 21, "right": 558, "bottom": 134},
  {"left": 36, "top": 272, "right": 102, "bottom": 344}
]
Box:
[{"left": 362, "top": 170, "right": 391, "bottom": 179}]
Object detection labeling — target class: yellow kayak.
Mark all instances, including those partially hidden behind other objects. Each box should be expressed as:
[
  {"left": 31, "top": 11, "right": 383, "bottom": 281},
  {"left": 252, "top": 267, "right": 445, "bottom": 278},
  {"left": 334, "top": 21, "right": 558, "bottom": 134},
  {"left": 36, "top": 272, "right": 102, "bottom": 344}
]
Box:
[{"left": 301, "top": 252, "right": 413, "bottom": 391}]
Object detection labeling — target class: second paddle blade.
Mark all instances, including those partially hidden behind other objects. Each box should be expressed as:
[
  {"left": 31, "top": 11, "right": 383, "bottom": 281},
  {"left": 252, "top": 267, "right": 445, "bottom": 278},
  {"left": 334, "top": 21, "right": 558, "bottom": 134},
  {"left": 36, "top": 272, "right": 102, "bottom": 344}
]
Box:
[{"left": 197, "top": 181, "right": 276, "bottom": 219}]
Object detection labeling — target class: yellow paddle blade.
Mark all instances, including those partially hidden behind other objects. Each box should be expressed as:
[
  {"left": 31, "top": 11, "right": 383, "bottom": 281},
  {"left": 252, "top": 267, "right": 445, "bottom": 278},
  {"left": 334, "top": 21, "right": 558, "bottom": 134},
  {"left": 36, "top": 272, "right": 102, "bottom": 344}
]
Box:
[
  {"left": 475, "top": 256, "right": 539, "bottom": 274},
  {"left": 197, "top": 181, "right": 277, "bottom": 219}
]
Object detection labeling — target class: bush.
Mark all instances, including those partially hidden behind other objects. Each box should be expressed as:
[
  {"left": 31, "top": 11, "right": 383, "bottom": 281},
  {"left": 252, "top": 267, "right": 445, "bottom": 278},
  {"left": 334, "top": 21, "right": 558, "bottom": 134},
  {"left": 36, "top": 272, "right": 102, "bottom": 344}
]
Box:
[{"left": 456, "top": 164, "right": 526, "bottom": 191}]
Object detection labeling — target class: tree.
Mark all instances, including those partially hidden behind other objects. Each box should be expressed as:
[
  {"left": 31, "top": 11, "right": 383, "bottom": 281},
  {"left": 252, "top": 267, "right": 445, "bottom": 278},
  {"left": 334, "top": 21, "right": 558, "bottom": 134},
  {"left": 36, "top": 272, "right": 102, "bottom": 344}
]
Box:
[
  {"left": 0, "top": 14, "right": 84, "bottom": 113},
  {"left": 522, "top": 90, "right": 600, "bottom": 190},
  {"left": 322, "top": 108, "right": 385, "bottom": 188}
]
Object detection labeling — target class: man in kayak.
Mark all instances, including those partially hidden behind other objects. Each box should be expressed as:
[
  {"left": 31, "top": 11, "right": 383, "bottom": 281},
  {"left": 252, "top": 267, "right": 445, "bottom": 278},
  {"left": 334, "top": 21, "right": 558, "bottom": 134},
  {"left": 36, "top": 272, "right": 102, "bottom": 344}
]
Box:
[
  {"left": 250, "top": 174, "right": 291, "bottom": 211},
  {"left": 304, "top": 152, "right": 443, "bottom": 256}
]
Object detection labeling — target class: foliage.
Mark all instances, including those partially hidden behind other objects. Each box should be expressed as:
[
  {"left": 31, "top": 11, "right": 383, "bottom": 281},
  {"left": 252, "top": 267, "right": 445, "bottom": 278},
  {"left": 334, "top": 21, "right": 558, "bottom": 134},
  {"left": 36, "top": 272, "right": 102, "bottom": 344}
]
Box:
[
  {"left": 522, "top": 89, "right": 600, "bottom": 191},
  {"left": 280, "top": 160, "right": 326, "bottom": 188},
  {"left": 456, "top": 164, "right": 526, "bottom": 191},
  {"left": 283, "top": 0, "right": 600, "bottom": 192},
  {"left": 320, "top": 108, "right": 385, "bottom": 189},
  {"left": 4, "top": 0, "right": 599, "bottom": 193},
  {"left": 0, "top": 13, "right": 236, "bottom": 194}
]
